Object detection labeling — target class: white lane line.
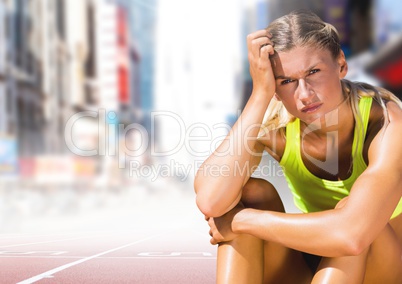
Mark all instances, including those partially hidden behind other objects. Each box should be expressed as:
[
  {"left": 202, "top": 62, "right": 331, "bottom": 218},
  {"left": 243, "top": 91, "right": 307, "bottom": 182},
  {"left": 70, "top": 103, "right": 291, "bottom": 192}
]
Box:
[
  {"left": 1, "top": 255, "right": 216, "bottom": 260},
  {"left": 0, "top": 236, "right": 94, "bottom": 248},
  {"left": 0, "top": 232, "right": 88, "bottom": 239},
  {"left": 0, "top": 229, "right": 152, "bottom": 242},
  {"left": 17, "top": 233, "right": 162, "bottom": 284}
]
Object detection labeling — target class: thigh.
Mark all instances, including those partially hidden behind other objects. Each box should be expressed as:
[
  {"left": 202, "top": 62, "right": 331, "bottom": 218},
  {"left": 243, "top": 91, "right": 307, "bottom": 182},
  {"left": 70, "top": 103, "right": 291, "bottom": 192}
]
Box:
[
  {"left": 312, "top": 221, "right": 402, "bottom": 284},
  {"left": 242, "top": 178, "right": 313, "bottom": 283},
  {"left": 312, "top": 248, "right": 369, "bottom": 284},
  {"left": 364, "top": 222, "right": 402, "bottom": 284},
  {"left": 310, "top": 200, "right": 402, "bottom": 284}
]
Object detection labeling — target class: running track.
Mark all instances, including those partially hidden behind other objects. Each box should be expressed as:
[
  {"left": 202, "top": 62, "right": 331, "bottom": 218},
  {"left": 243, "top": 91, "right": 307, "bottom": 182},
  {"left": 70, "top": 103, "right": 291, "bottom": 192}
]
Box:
[
  {"left": 0, "top": 156, "right": 296, "bottom": 283},
  {"left": 0, "top": 185, "right": 216, "bottom": 283}
]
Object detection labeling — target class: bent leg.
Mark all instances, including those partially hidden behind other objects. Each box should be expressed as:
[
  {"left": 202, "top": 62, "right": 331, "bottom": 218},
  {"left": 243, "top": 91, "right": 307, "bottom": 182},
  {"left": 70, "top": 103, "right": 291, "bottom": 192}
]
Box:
[
  {"left": 311, "top": 196, "right": 369, "bottom": 283},
  {"left": 216, "top": 178, "right": 312, "bottom": 284},
  {"left": 217, "top": 234, "right": 264, "bottom": 283},
  {"left": 312, "top": 223, "right": 402, "bottom": 284},
  {"left": 311, "top": 198, "right": 402, "bottom": 284},
  {"left": 311, "top": 248, "right": 369, "bottom": 284},
  {"left": 364, "top": 222, "right": 402, "bottom": 283}
]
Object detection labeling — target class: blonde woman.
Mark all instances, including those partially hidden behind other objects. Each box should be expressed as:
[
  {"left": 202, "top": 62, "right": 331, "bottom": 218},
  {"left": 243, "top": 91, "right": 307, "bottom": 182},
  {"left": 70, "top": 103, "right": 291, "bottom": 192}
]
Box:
[{"left": 194, "top": 10, "right": 402, "bottom": 283}]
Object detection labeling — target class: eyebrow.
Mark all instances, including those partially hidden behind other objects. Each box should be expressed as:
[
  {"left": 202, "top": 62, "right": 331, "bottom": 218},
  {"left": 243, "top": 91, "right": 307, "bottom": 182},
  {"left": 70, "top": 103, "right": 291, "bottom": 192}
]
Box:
[
  {"left": 274, "top": 62, "right": 322, "bottom": 80},
  {"left": 275, "top": 75, "right": 291, "bottom": 80}
]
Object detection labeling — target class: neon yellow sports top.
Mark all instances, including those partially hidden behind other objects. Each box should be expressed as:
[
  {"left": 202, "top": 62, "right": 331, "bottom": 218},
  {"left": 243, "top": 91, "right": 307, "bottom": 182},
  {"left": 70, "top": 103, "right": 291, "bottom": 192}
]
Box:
[{"left": 279, "top": 97, "right": 402, "bottom": 219}]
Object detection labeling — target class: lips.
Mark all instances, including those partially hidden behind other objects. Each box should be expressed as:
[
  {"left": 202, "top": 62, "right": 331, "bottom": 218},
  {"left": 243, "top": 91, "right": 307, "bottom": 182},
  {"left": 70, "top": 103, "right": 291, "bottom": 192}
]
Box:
[{"left": 301, "top": 103, "right": 322, "bottom": 113}]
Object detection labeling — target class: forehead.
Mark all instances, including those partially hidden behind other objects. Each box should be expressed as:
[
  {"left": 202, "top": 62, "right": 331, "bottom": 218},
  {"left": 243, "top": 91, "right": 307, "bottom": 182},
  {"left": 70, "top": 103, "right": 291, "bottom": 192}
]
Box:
[{"left": 271, "top": 46, "right": 335, "bottom": 77}]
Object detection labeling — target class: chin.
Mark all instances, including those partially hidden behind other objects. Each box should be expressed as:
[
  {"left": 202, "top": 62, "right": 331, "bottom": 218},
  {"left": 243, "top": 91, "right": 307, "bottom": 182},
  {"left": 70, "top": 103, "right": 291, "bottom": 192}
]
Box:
[{"left": 300, "top": 111, "right": 328, "bottom": 126}]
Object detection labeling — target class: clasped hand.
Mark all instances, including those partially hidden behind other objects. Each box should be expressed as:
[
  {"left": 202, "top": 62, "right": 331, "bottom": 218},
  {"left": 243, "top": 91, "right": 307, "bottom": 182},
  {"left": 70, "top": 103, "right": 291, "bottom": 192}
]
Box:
[{"left": 206, "top": 203, "right": 244, "bottom": 245}]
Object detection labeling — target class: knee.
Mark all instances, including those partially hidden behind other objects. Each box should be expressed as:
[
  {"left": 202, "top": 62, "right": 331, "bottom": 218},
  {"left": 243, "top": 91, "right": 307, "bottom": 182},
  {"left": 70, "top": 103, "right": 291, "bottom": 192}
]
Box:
[{"left": 241, "top": 178, "right": 285, "bottom": 212}]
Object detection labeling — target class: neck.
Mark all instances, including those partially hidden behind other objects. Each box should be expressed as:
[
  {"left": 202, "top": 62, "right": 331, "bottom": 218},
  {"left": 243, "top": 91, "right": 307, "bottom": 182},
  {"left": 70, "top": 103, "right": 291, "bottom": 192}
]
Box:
[{"left": 301, "top": 97, "right": 354, "bottom": 140}]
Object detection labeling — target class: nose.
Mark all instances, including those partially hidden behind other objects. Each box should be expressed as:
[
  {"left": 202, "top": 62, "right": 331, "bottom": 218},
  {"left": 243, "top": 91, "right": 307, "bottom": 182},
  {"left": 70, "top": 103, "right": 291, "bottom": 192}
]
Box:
[{"left": 296, "top": 79, "right": 314, "bottom": 103}]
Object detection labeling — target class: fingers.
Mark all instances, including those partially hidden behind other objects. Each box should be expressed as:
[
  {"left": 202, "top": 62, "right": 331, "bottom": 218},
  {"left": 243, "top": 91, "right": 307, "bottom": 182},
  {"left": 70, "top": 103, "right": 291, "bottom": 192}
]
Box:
[
  {"left": 208, "top": 228, "right": 215, "bottom": 245},
  {"left": 246, "top": 29, "right": 272, "bottom": 48},
  {"left": 206, "top": 217, "right": 219, "bottom": 245},
  {"left": 209, "top": 230, "right": 221, "bottom": 245},
  {"left": 206, "top": 216, "right": 230, "bottom": 245},
  {"left": 247, "top": 29, "right": 274, "bottom": 59},
  {"left": 207, "top": 217, "right": 213, "bottom": 226},
  {"left": 260, "top": 43, "right": 275, "bottom": 58},
  {"left": 210, "top": 233, "right": 225, "bottom": 245}
]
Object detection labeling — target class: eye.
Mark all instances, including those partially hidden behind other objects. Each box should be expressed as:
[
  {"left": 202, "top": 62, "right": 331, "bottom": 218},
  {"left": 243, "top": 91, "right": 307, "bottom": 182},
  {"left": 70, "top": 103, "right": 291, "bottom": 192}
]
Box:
[
  {"left": 280, "top": 79, "right": 293, "bottom": 85},
  {"left": 309, "top": 69, "right": 320, "bottom": 75}
]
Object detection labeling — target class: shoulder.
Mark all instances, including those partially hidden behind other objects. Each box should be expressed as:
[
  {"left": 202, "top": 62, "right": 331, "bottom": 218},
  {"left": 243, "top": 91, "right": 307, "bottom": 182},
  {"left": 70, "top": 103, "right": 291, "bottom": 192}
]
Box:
[
  {"left": 385, "top": 99, "right": 402, "bottom": 122},
  {"left": 367, "top": 98, "right": 402, "bottom": 168},
  {"left": 363, "top": 97, "right": 402, "bottom": 164},
  {"left": 367, "top": 98, "right": 402, "bottom": 136},
  {"left": 257, "top": 127, "right": 287, "bottom": 161}
]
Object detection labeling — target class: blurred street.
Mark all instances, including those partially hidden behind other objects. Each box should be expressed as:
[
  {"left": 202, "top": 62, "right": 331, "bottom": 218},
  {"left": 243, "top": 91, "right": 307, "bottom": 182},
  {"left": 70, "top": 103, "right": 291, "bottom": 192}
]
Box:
[
  {"left": 0, "top": 154, "right": 297, "bottom": 234},
  {"left": 0, "top": 175, "right": 196, "bottom": 234}
]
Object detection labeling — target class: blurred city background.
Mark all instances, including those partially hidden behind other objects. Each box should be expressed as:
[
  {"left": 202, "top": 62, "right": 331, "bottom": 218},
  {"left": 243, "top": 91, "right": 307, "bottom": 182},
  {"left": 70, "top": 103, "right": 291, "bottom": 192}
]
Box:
[{"left": 0, "top": 0, "right": 401, "bottom": 233}]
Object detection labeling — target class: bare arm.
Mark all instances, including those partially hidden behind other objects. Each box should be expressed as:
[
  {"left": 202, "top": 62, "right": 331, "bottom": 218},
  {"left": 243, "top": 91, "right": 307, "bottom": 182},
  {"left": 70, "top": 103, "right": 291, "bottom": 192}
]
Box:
[
  {"left": 221, "top": 103, "right": 402, "bottom": 256},
  {"left": 194, "top": 30, "right": 276, "bottom": 217}
]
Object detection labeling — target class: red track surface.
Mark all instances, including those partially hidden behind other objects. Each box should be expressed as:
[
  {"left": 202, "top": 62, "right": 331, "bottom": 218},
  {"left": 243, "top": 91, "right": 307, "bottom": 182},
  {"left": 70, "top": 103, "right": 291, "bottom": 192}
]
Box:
[{"left": 0, "top": 192, "right": 216, "bottom": 283}]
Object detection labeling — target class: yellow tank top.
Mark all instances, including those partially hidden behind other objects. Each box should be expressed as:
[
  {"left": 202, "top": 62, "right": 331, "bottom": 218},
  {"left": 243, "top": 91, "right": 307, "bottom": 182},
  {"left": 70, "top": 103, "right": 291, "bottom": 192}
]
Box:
[{"left": 279, "top": 97, "right": 402, "bottom": 218}]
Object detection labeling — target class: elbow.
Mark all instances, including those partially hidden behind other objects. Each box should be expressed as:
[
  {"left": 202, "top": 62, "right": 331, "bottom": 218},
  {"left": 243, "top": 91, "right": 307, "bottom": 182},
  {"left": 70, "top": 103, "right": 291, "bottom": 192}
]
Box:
[
  {"left": 331, "top": 204, "right": 372, "bottom": 256},
  {"left": 337, "top": 231, "right": 370, "bottom": 257},
  {"left": 193, "top": 178, "right": 216, "bottom": 217},
  {"left": 194, "top": 174, "right": 242, "bottom": 217},
  {"left": 196, "top": 194, "right": 226, "bottom": 217},
  {"left": 343, "top": 238, "right": 367, "bottom": 256},
  {"left": 193, "top": 175, "right": 227, "bottom": 217},
  {"left": 195, "top": 196, "right": 213, "bottom": 217}
]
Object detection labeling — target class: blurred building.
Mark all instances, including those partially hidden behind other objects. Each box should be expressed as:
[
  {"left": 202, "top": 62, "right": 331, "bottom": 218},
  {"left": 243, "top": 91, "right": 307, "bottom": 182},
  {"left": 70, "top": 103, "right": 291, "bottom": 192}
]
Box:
[
  {"left": 119, "top": 0, "right": 156, "bottom": 133},
  {"left": 0, "top": 0, "right": 7, "bottom": 135},
  {"left": 0, "top": 0, "right": 64, "bottom": 161},
  {"left": 368, "top": 0, "right": 402, "bottom": 98},
  {"left": 365, "top": 34, "right": 402, "bottom": 99},
  {"left": 373, "top": 0, "right": 402, "bottom": 47},
  {"left": 0, "top": 0, "right": 135, "bottom": 184},
  {"left": 66, "top": 0, "right": 133, "bottom": 184},
  {"left": 0, "top": 0, "right": 19, "bottom": 177}
]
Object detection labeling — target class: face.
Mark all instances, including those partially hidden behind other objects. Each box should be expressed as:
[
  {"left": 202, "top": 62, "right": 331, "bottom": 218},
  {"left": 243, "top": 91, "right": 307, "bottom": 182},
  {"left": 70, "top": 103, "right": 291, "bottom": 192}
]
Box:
[{"left": 271, "top": 45, "right": 348, "bottom": 124}]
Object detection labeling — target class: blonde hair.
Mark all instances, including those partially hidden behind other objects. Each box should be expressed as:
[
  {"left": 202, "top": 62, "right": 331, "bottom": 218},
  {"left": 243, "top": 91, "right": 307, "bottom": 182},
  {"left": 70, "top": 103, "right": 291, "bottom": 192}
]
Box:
[{"left": 261, "top": 10, "right": 402, "bottom": 138}]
